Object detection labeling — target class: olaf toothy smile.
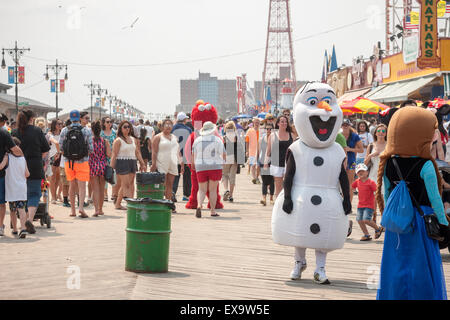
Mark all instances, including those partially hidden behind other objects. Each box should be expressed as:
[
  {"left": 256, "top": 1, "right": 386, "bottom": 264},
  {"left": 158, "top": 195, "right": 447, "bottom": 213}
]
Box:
[{"left": 309, "top": 116, "right": 337, "bottom": 141}]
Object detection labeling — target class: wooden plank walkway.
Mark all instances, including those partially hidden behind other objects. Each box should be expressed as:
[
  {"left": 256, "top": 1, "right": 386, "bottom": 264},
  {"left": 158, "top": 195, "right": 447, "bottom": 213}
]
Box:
[{"left": 2, "top": 170, "right": 450, "bottom": 300}]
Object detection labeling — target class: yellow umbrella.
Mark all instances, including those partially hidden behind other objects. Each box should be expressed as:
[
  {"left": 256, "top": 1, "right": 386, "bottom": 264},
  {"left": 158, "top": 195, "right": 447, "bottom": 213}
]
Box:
[{"left": 340, "top": 98, "right": 388, "bottom": 114}]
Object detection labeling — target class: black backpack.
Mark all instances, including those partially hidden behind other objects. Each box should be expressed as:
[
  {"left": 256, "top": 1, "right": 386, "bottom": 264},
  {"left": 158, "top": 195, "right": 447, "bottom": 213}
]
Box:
[{"left": 63, "top": 125, "right": 88, "bottom": 166}]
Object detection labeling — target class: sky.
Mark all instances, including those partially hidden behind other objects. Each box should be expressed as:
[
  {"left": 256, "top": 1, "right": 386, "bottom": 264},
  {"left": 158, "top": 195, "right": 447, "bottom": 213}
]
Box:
[{"left": 0, "top": 0, "right": 386, "bottom": 118}]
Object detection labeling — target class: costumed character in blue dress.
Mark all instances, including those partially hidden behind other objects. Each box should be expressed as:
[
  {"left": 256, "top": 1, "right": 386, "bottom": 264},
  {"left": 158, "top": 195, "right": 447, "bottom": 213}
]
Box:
[{"left": 376, "top": 106, "right": 449, "bottom": 300}]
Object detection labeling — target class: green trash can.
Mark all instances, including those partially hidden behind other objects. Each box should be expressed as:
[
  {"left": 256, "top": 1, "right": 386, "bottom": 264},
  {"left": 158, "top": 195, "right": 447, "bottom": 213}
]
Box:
[
  {"left": 125, "top": 198, "right": 175, "bottom": 273},
  {"left": 136, "top": 172, "right": 165, "bottom": 199}
]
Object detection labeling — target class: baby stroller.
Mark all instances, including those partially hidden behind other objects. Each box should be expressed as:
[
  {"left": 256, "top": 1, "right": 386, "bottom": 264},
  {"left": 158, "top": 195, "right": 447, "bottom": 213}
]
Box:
[{"left": 33, "top": 179, "right": 51, "bottom": 229}]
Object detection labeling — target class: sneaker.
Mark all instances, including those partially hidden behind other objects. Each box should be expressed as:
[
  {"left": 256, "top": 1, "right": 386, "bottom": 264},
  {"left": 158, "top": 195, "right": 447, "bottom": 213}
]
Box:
[
  {"left": 171, "top": 193, "right": 177, "bottom": 203},
  {"left": 18, "top": 230, "right": 27, "bottom": 239},
  {"left": 25, "top": 221, "right": 36, "bottom": 234},
  {"left": 229, "top": 197, "right": 234, "bottom": 203},
  {"left": 256, "top": 178, "right": 261, "bottom": 184},
  {"left": 196, "top": 208, "right": 202, "bottom": 219},
  {"left": 182, "top": 196, "right": 189, "bottom": 201},
  {"left": 347, "top": 220, "right": 353, "bottom": 237},
  {"left": 290, "top": 261, "right": 307, "bottom": 280},
  {"left": 0, "top": 225, "right": 4, "bottom": 236},
  {"left": 63, "top": 202, "right": 71, "bottom": 208},
  {"left": 223, "top": 191, "right": 230, "bottom": 201},
  {"left": 12, "top": 231, "right": 18, "bottom": 235},
  {"left": 252, "top": 179, "right": 257, "bottom": 184},
  {"left": 313, "top": 267, "right": 330, "bottom": 285}
]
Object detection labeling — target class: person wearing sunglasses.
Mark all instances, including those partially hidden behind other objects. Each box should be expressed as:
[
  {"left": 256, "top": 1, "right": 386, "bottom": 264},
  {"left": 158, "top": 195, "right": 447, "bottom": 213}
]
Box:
[
  {"left": 151, "top": 119, "right": 183, "bottom": 211},
  {"left": 365, "top": 124, "right": 388, "bottom": 217},
  {"left": 101, "top": 117, "right": 117, "bottom": 202},
  {"left": 46, "top": 119, "right": 63, "bottom": 205},
  {"left": 111, "top": 120, "right": 146, "bottom": 210},
  {"left": 259, "top": 123, "right": 275, "bottom": 206}
]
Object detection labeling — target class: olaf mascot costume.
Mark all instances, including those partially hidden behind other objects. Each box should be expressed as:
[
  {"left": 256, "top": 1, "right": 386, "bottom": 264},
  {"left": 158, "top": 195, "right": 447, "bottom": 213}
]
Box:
[{"left": 271, "top": 82, "right": 352, "bottom": 284}]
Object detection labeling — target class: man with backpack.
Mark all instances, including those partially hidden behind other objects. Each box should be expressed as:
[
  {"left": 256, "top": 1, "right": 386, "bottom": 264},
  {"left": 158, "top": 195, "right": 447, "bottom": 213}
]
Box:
[{"left": 59, "top": 110, "right": 93, "bottom": 218}]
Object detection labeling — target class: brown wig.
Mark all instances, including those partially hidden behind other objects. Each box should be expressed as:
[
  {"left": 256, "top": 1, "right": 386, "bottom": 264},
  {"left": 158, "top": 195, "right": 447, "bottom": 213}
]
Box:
[{"left": 376, "top": 107, "right": 442, "bottom": 214}]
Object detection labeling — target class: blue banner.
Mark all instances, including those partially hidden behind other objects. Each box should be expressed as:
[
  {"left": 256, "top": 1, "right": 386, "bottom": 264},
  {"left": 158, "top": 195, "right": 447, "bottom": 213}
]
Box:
[
  {"left": 51, "top": 80, "right": 56, "bottom": 92},
  {"left": 8, "top": 67, "right": 14, "bottom": 84}
]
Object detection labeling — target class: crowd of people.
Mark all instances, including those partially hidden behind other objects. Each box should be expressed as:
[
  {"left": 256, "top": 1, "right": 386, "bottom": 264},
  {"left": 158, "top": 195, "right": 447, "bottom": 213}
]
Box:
[{"left": 0, "top": 101, "right": 449, "bottom": 238}]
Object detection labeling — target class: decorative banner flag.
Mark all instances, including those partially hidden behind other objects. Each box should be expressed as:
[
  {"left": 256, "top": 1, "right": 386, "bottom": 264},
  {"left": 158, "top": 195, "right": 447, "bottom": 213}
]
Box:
[
  {"left": 101, "top": 98, "right": 105, "bottom": 107},
  {"left": 59, "top": 79, "right": 65, "bottom": 93},
  {"left": 51, "top": 79, "right": 56, "bottom": 93},
  {"left": 405, "top": 13, "right": 419, "bottom": 30},
  {"left": 18, "top": 66, "right": 25, "bottom": 84},
  {"left": 417, "top": 0, "right": 440, "bottom": 69},
  {"left": 8, "top": 67, "right": 14, "bottom": 84},
  {"left": 95, "top": 98, "right": 100, "bottom": 107}
]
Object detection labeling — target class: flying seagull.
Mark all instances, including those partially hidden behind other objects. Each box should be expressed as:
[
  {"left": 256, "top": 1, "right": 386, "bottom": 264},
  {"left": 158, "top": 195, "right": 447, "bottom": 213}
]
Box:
[{"left": 122, "top": 17, "right": 139, "bottom": 30}]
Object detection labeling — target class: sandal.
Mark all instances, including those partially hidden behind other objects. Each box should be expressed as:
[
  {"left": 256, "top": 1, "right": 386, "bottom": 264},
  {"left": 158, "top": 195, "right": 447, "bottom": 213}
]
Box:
[
  {"left": 195, "top": 208, "right": 202, "bottom": 218},
  {"left": 69, "top": 214, "right": 76, "bottom": 217},
  {"left": 375, "top": 228, "right": 383, "bottom": 239},
  {"left": 360, "top": 234, "right": 372, "bottom": 241},
  {"left": 211, "top": 213, "right": 220, "bottom": 217},
  {"left": 115, "top": 206, "right": 127, "bottom": 211},
  {"left": 79, "top": 213, "right": 89, "bottom": 218},
  {"left": 260, "top": 199, "right": 266, "bottom": 206},
  {"left": 93, "top": 213, "right": 99, "bottom": 217}
]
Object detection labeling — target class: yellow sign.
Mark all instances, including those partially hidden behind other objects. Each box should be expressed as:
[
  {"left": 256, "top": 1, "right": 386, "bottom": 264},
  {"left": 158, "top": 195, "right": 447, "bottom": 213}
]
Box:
[
  {"left": 410, "top": 11, "right": 420, "bottom": 24},
  {"left": 417, "top": 0, "right": 441, "bottom": 69},
  {"left": 438, "top": 0, "right": 446, "bottom": 17}
]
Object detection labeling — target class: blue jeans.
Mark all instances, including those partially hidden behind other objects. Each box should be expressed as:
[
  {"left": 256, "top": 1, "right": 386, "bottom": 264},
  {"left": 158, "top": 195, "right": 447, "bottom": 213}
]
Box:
[
  {"left": 27, "top": 179, "right": 42, "bottom": 208},
  {"left": 356, "top": 207, "right": 374, "bottom": 221}
]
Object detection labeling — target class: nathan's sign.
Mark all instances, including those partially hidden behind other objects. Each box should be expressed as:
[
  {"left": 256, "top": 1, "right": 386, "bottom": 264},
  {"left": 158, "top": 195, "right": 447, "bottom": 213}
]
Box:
[{"left": 417, "top": 0, "right": 441, "bottom": 69}]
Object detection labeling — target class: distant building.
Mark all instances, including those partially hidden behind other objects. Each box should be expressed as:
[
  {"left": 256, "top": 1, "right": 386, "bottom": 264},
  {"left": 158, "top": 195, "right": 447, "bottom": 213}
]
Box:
[
  {"left": 0, "top": 82, "right": 56, "bottom": 120},
  {"left": 178, "top": 72, "right": 237, "bottom": 119},
  {"left": 254, "top": 80, "right": 307, "bottom": 110}
]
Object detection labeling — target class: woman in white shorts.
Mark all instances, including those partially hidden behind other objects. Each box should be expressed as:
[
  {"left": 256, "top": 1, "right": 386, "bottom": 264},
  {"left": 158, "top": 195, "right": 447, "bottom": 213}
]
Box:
[
  {"left": 151, "top": 119, "right": 183, "bottom": 206},
  {"left": 265, "top": 115, "right": 295, "bottom": 197}
]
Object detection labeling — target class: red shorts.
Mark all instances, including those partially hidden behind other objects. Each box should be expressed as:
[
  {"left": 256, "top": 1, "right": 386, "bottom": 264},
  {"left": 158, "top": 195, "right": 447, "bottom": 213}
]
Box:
[{"left": 197, "top": 169, "right": 222, "bottom": 183}]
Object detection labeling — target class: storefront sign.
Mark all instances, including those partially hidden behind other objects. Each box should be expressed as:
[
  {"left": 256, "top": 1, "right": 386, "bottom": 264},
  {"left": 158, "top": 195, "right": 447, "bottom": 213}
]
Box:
[
  {"left": 417, "top": 0, "right": 441, "bottom": 69},
  {"left": 438, "top": 0, "right": 447, "bottom": 17},
  {"left": 403, "top": 34, "right": 419, "bottom": 64},
  {"left": 382, "top": 63, "right": 391, "bottom": 79}
]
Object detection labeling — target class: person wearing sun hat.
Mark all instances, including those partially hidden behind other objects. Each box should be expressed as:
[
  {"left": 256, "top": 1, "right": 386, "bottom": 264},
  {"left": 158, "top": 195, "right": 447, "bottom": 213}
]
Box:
[{"left": 191, "top": 121, "right": 225, "bottom": 218}]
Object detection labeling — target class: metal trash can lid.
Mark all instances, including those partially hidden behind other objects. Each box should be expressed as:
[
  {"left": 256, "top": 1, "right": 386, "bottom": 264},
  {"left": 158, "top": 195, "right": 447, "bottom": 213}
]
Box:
[
  {"left": 124, "top": 197, "right": 175, "bottom": 210},
  {"left": 136, "top": 172, "right": 166, "bottom": 185}
]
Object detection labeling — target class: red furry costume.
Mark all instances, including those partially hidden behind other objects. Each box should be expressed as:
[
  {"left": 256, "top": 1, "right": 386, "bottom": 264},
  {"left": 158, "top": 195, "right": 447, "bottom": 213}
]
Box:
[{"left": 185, "top": 100, "right": 224, "bottom": 209}]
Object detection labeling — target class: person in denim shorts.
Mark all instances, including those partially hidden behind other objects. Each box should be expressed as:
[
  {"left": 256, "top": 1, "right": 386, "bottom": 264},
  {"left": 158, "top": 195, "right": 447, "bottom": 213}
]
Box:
[{"left": 351, "top": 163, "right": 383, "bottom": 241}]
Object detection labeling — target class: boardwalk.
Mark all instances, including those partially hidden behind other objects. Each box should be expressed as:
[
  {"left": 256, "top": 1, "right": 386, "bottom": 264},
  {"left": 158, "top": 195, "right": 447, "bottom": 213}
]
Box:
[{"left": 2, "top": 171, "right": 450, "bottom": 300}]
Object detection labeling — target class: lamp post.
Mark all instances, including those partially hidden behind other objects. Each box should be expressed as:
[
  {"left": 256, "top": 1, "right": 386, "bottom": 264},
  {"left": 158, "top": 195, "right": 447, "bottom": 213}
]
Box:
[
  {"left": 96, "top": 87, "right": 108, "bottom": 120},
  {"left": 45, "top": 59, "right": 68, "bottom": 119},
  {"left": 1, "top": 41, "right": 30, "bottom": 116},
  {"left": 84, "top": 81, "right": 100, "bottom": 120},
  {"left": 107, "top": 94, "right": 116, "bottom": 118}
]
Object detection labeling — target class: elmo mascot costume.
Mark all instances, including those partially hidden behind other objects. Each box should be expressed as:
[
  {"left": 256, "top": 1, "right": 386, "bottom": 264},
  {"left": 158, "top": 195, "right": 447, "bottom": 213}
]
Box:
[{"left": 185, "top": 100, "right": 224, "bottom": 210}]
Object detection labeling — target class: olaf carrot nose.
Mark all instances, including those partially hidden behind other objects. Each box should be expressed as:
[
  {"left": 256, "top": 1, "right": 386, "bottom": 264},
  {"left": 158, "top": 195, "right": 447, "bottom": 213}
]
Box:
[{"left": 317, "top": 101, "right": 332, "bottom": 112}]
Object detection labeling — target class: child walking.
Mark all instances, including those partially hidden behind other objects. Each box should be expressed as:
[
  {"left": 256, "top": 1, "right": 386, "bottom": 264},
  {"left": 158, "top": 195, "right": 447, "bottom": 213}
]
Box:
[
  {"left": 351, "top": 163, "right": 383, "bottom": 241},
  {"left": 6, "top": 137, "right": 30, "bottom": 239}
]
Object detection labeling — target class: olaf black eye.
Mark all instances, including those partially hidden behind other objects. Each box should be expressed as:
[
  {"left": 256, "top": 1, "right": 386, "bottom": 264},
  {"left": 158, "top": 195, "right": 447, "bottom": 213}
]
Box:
[{"left": 307, "top": 97, "right": 318, "bottom": 106}]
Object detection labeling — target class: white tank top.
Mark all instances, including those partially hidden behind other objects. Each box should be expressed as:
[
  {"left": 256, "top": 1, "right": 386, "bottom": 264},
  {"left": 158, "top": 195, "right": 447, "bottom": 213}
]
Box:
[
  {"left": 117, "top": 138, "right": 137, "bottom": 160},
  {"left": 5, "top": 154, "right": 27, "bottom": 202}
]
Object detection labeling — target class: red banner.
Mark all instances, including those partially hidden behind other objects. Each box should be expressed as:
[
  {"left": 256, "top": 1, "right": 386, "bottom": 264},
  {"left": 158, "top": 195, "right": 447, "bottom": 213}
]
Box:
[
  {"left": 18, "top": 66, "right": 25, "bottom": 84},
  {"left": 59, "top": 79, "right": 65, "bottom": 93}
]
